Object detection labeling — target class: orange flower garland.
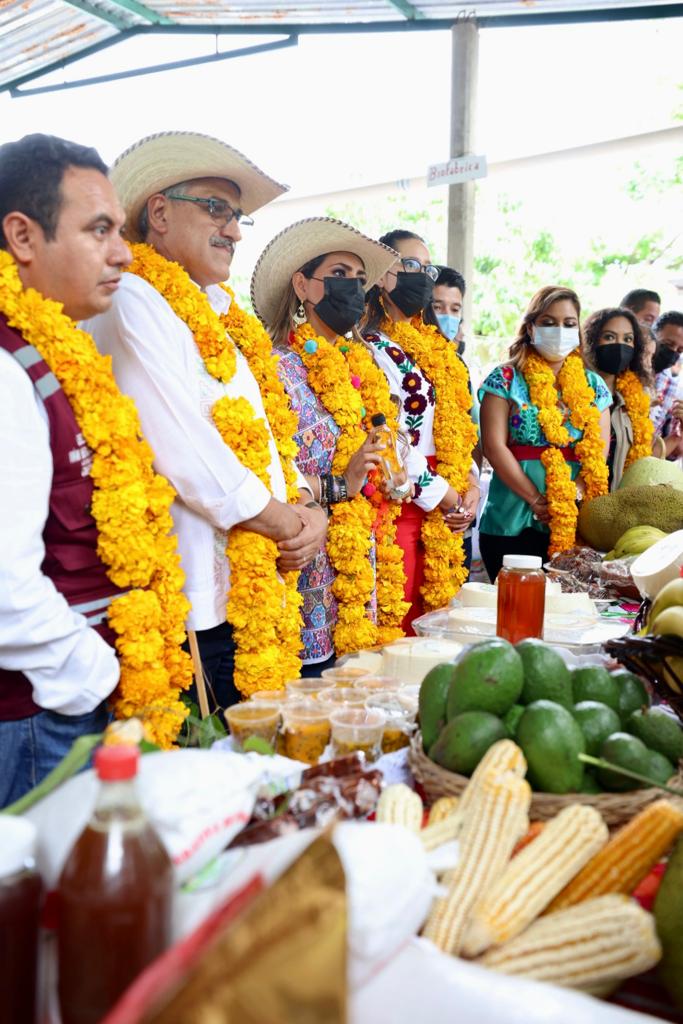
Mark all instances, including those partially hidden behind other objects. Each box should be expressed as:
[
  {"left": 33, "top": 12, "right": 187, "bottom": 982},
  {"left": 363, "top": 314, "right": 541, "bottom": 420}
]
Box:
[
  {"left": 379, "top": 317, "right": 478, "bottom": 609},
  {"left": 616, "top": 369, "right": 655, "bottom": 469},
  {"left": 128, "top": 246, "right": 303, "bottom": 696},
  {"left": 524, "top": 350, "right": 609, "bottom": 554}
]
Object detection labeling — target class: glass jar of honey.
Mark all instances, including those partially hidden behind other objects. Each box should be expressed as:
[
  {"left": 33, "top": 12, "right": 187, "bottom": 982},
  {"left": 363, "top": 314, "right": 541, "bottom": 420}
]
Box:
[{"left": 496, "top": 554, "right": 545, "bottom": 644}]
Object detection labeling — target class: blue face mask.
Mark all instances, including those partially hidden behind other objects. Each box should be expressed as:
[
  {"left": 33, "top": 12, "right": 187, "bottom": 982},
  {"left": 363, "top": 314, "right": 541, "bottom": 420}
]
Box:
[{"left": 436, "top": 312, "right": 461, "bottom": 341}]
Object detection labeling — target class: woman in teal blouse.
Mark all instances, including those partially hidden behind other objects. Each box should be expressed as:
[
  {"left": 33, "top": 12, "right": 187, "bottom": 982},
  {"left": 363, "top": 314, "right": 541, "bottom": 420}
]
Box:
[{"left": 478, "top": 286, "right": 612, "bottom": 582}]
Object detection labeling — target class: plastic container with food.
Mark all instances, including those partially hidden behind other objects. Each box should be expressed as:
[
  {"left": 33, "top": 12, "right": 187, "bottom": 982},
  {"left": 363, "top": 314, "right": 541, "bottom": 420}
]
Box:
[
  {"left": 329, "top": 708, "right": 386, "bottom": 763},
  {"left": 225, "top": 702, "right": 280, "bottom": 752},
  {"left": 355, "top": 674, "right": 400, "bottom": 696},
  {"left": 281, "top": 701, "right": 332, "bottom": 765},
  {"left": 324, "top": 687, "right": 370, "bottom": 708},
  {"left": 366, "top": 695, "right": 416, "bottom": 754},
  {"left": 321, "top": 665, "right": 373, "bottom": 686},
  {"left": 285, "top": 677, "right": 336, "bottom": 701},
  {"left": 250, "top": 688, "right": 290, "bottom": 704}
]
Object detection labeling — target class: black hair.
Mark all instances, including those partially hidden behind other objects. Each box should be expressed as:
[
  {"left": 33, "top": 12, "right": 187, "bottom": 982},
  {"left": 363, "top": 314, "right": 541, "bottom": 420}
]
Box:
[
  {"left": 362, "top": 228, "right": 425, "bottom": 335},
  {"left": 583, "top": 306, "right": 651, "bottom": 387},
  {"left": 620, "top": 288, "right": 661, "bottom": 313},
  {"left": 654, "top": 310, "right": 683, "bottom": 334},
  {"left": 0, "top": 134, "right": 108, "bottom": 248},
  {"left": 423, "top": 265, "right": 466, "bottom": 333}
]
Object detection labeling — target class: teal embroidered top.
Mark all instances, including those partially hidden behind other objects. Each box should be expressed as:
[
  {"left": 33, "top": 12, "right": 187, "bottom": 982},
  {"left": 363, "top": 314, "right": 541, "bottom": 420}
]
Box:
[{"left": 477, "top": 364, "right": 612, "bottom": 538}]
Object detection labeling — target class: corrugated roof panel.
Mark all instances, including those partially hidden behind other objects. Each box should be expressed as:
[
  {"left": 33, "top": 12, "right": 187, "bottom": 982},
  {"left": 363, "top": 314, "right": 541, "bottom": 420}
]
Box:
[
  {"left": 153, "top": 0, "right": 401, "bottom": 25},
  {"left": 1, "top": 2, "right": 116, "bottom": 81}
]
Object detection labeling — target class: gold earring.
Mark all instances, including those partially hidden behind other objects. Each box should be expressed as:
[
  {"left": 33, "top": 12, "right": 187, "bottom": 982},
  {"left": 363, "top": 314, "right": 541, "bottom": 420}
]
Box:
[{"left": 292, "top": 301, "right": 306, "bottom": 326}]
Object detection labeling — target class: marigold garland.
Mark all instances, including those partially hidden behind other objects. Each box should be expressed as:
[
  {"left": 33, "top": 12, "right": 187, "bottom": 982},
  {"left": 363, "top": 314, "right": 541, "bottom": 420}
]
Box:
[
  {"left": 289, "top": 323, "right": 408, "bottom": 654},
  {"left": 616, "top": 369, "right": 655, "bottom": 469},
  {"left": 524, "top": 350, "right": 609, "bottom": 554},
  {"left": 128, "top": 245, "right": 303, "bottom": 696},
  {"left": 379, "top": 317, "right": 479, "bottom": 610},
  {"left": 0, "top": 250, "right": 192, "bottom": 746}
]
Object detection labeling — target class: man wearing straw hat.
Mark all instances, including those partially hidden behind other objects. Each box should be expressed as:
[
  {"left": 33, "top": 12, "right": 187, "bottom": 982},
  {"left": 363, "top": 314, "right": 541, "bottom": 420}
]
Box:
[{"left": 85, "top": 132, "right": 327, "bottom": 711}]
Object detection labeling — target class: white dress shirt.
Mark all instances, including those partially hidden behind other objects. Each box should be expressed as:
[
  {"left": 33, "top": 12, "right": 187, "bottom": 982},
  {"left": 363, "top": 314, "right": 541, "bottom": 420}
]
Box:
[
  {"left": 85, "top": 273, "right": 308, "bottom": 631},
  {"left": 0, "top": 349, "right": 120, "bottom": 714}
]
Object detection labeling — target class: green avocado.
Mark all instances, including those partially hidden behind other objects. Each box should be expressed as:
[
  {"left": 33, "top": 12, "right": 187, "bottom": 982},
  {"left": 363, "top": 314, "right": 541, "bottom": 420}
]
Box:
[
  {"left": 428, "top": 711, "right": 507, "bottom": 776},
  {"left": 579, "top": 772, "right": 603, "bottom": 794},
  {"left": 419, "top": 662, "right": 458, "bottom": 752},
  {"left": 598, "top": 732, "right": 650, "bottom": 791},
  {"left": 654, "top": 835, "right": 683, "bottom": 1008},
  {"left": 446, "top": 639, "right": 524, "bottom": 719},
  {"left": 516, "top": 700, "right": 586, "bottom": 794},
  {"left": 503, "top": 703, "right": 525, "bottom": 738},
  {"left": 571, "top": 667, "right": 620, "bottom": 711},
  {"left": 516, "top": 639, "right": 573, "bottom": 709},
  {"left": 645, "top": 748, "right": 676, "bottom": 786},
  {"left": 572, "top": 701, "right": 622, "bottom": 757},
  {"left": 627, "top": 707, "right": 683, "bottom": 763},
  {"left": 610, "top": 668, "right": 651, "bottom": 725}
]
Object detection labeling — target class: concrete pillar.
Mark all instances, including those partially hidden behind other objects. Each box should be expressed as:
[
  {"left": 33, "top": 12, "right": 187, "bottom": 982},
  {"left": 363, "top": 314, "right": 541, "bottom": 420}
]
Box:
[{"left": 447, "top": 18, "right": 479, "bottom": 329}]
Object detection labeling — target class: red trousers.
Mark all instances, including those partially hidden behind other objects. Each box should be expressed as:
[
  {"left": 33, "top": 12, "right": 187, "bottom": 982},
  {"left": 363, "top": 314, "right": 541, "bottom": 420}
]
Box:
[{"left": 396, "top": 498, "right": 427, "bottom": 635}]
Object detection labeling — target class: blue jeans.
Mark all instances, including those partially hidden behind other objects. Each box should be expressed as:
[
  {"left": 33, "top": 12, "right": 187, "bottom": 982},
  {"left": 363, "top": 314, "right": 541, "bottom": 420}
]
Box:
[{"left": 0, "top": 705, "right": 109, "bottom": 809}]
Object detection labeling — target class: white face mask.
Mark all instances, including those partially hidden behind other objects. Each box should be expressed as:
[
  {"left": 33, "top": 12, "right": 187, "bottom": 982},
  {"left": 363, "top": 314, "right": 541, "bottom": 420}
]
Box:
[{"left": 532, "top": 324, "right": 580, "bottom": 360}]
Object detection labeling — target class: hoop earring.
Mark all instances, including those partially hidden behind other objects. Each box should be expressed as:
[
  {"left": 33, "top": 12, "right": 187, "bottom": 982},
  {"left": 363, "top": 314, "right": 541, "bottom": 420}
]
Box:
[{"left": 292, "top": 301, "right": 307, "bottom": 326}]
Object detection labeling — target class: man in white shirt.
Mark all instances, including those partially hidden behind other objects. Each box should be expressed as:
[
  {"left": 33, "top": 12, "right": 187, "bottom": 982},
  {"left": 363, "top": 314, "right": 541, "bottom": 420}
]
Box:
[
  {"left": 0, "top": 134, "right": 131, "bottom": 807},
  {"left": 86, "top": 132, "right": 326, "bottom": 711}
]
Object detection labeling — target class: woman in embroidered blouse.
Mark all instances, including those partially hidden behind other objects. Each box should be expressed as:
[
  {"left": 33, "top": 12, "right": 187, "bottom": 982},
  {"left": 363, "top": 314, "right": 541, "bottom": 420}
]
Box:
[
  {"left": 251, "top": 218, "right": 402, "bottom": 671},
  {"left": 582, "top": 308, "right": 655, "bottom": 489},
  {"left": 478, "top": 286, "right": 612, "bottom": 582},
  {"left": 362, "top": 230, "right": 480, "bottom": 632}
]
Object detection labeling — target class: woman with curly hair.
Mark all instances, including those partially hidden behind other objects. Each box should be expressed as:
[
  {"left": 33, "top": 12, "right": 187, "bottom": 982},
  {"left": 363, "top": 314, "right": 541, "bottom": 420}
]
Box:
[{"left": 582, "top": 307, "right": 655, "bottom": 489}]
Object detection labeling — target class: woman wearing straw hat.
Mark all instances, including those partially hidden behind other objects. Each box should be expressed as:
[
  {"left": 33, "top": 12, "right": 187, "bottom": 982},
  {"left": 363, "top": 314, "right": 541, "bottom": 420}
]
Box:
[
  {"left": 252, "top": 217, "right": 413, "bottom": 667},
  {"left": 362, "top": 229, "right": 480, "bottom": 631}
]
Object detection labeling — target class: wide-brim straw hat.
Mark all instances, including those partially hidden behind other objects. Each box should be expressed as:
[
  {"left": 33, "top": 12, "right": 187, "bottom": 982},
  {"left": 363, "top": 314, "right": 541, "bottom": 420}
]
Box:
[
  {"left": 111, "top": 131, "right": 288, "bottom": 243},
  {"left": 251, "top": 217, "right": 399, "bottom": 329}
]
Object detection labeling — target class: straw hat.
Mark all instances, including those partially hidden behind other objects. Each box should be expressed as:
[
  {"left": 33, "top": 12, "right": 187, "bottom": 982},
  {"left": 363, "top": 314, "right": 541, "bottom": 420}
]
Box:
[
  {"left": 251, "top": 217, "right": 399, "bottom": 329},
  {"left": 111, "top": 131, "right": 288, "bottom": 243}
]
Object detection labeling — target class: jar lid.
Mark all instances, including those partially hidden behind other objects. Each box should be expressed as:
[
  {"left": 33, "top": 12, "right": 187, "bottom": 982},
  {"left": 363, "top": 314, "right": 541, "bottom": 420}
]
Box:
[
  {"left": 94, "top": 745, "right": 139, "bottom": 781},
  {"left": 502, "top": 555, "right": 543, "bottom": 570},
  {"left": 0, "top": 817, "right": 37, "bottom": 877}
]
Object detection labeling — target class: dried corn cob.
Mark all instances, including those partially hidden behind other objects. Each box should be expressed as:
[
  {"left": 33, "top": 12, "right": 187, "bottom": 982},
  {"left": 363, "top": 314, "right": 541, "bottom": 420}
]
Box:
[
  {"left": 420, "top": 812, "right": 463, "bottom": 851},
  {"left": 461, "top": 804, "right": 608, "bottom": 957},
  {"left": 376, "top": 784, "right": 423, "bottom": 833},
  {"left": 428, "top": 796, "right": 460, "bottom": 824},
  {"left": 546, "top": 798, "right": 683, "bottom": 913},
  {"left": 422, "top": 768, "right": 531, "bottom": 955},
  {"left": 458, "top": 740, "right": 527, "bottom": 820},
  {"left": 481, "top": 894, "right": 661, "bottom": 991}
]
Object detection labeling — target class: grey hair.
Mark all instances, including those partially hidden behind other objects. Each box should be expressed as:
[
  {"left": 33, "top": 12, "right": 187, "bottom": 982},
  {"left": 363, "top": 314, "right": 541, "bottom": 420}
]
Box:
[{"left": 136, "top": 176, "right": 241, "bottom": 240}]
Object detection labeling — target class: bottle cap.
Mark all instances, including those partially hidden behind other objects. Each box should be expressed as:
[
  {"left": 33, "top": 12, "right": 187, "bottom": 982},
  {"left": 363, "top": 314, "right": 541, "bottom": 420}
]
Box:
[
  {"left": 502, "top": 555, "right": 543, "bottom": 570},
  {"left": 94, "top": 745, "right": 139, "bottom": 781},
  {"left": 370, "top": 413, "right": 386, "bottom": 427},
  {"left": 0, "top": 817, "right": 37, "bottom": 877}
]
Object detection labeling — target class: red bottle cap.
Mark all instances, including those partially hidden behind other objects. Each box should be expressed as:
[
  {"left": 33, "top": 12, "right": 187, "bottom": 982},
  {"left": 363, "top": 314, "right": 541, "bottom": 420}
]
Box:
[{"left": 94, "top": 745, "right": 139, "bottom": 781}]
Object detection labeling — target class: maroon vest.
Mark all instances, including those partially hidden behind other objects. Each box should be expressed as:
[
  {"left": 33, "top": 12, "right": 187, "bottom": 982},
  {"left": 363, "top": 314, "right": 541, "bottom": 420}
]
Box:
[{"left": 0, "top": 315, "right": 122, "bottom": 720}]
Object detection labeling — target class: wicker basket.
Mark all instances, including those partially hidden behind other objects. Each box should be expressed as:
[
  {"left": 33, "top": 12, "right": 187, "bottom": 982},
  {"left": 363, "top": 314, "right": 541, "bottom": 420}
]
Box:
[
  {"left": 408, "top": 731, "right": 682, "bottom": 827},
  {"left": 605, "top": 634, "right": 683, "bottom": 722}
]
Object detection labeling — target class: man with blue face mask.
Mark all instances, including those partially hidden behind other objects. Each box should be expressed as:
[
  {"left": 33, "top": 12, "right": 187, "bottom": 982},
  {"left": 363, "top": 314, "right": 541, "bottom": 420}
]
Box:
[{"left": 427, "top": 266, "right": 466, "bottom": 353}]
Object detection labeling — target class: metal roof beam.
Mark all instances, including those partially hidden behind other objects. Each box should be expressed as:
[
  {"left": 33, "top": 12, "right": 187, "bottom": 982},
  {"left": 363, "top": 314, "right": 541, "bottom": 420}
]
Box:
[
  {"left": 62, "top": 0, "right": 173, "bottom": 28},
  {"left": 102, "top": 0, "right": 173, "bottom": 25},
  {"left": 383, "top": 0, "right": 425, "bottom": 20}
]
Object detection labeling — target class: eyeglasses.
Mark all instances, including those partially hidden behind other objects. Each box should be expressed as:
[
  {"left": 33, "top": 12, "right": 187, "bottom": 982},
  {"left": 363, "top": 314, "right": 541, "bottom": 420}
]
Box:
[
  {"left": 166, "top": 193, "right": 254, "bottom": 227},
  {"left": 399, "top": 257, "right": 439, "bottom": 282}
]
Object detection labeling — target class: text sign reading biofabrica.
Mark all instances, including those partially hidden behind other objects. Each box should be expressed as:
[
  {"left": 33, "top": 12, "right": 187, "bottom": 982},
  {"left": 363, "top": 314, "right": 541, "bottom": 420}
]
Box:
[{"left": 427, "top": 154, "right": 487, "bottom": 187}]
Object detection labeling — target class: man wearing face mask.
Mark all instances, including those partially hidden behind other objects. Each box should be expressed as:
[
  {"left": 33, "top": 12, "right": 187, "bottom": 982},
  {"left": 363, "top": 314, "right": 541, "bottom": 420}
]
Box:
[
  {"left": 85, "top": 133, "right": 327, "bottom": 709},
  {"left": 583, "top": 308, "right": 655, "bottom": 488},
  {"left": 362, "top": 230, "right": 480, "bottom": 630},
  {"left": 478, "top": 287, "right": 612, "bottom": 581},
  {"left": 650, "top": 311, "right": 683, "bottom": 453}
]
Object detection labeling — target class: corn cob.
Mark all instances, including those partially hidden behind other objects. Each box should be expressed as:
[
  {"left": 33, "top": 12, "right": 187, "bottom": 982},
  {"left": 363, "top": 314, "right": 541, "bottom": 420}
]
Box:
[
  {"left": 546, "top": 798, "right": 683, "bottom": 913},
  {"left": 481, "top": 894, "right": 661, "bottom": 991},
  {"left": 376, "top": 784, "right": 423, "bottom": 833},
  {"left": 461, "top": 804, "right": 608, "bottom": 957},
  {"left": 422, "top": 768, "right": 531, "bottom": 955},
  {"left": 458, "top": 740, "right": 527, "bottom": 820},
  {"left": 428, "top": 796, "right": 460, "bottom": 824},
  {"left": 420, "top": 812, "right": 463, "bottom": 851}
]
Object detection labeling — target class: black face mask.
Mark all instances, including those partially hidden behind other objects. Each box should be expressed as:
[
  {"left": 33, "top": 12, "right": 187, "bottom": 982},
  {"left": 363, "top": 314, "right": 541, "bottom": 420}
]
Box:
[
  {"left": 310, "top": 276, "right": 366, "bottom": 336},
  {"left": 595, "top": 343, "right": 634, "bottom": 375},
  {"left": 654, "top": 344, "right": 680, "bottom": 375},
  {"left": 388, "top": 271, "right": 434, "bottom": 317}
]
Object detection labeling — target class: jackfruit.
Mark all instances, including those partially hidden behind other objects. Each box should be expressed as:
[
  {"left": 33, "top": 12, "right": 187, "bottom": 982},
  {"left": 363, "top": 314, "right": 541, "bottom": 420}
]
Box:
[
  {"left": 619, "top": 456, "right": 683, "bottom": 493},
  {"left": 578, "top": 485, "right": 683, "bottom": 552}
]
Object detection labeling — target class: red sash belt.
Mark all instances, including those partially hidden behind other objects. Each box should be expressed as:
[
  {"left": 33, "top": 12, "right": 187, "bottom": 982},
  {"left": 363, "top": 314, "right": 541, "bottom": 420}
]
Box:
[{"left": 509, "top": 444, "right": 579, "bottom": 464}]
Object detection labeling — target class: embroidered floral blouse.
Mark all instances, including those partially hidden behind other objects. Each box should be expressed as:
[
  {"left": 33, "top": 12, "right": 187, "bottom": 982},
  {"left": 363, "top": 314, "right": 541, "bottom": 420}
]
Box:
[
  {"left": 477, "top": 364, "right": 612, "bottom": 538},
  {"left": 365, "top": 331, "right": 449, "bottom": 510}
]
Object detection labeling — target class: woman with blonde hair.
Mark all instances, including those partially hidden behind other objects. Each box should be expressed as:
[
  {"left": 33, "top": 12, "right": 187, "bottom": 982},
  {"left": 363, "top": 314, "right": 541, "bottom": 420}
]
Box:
[
  {"left": 478, "top": 286, "right": 612, "bottom": 581},
  {"left": 251, "top": 218, "right": 410, "bottom": 669}
]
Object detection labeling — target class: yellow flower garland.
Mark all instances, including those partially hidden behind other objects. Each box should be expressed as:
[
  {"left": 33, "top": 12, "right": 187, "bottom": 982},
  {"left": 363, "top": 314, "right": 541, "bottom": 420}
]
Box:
[
  {"left": 616, "top": 369, "right": 655, "bottom": 469},
  {"left": 0, "top": 251, "right": 192, "bottom": 747},
  {"left": 128, "top": 245, "right": 303, "bottom": 696},
  {"left": 523, "top": 350, "right": 609, "bottom": 554},
  {"left": 379, "top": 317, "right": 479, "bottom": 610},
  {"left": 289, "top": 323, "right": 408, "bottom": 654}
]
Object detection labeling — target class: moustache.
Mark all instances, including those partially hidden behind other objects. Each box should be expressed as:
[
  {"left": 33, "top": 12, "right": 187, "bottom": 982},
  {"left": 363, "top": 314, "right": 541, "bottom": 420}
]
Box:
[{"left": 210, "top": 237, "right": 234, "bottom": 252}]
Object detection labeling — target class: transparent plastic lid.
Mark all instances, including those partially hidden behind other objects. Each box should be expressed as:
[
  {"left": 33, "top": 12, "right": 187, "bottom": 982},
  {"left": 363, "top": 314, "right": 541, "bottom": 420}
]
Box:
[{"left": 502, "top": 555, "right": 543, "bottom": 570}]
